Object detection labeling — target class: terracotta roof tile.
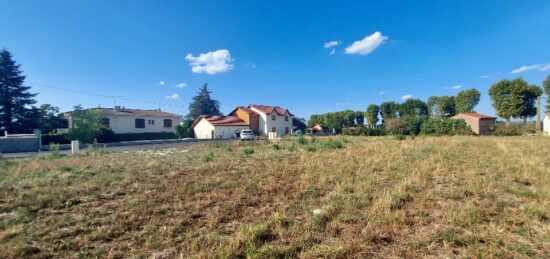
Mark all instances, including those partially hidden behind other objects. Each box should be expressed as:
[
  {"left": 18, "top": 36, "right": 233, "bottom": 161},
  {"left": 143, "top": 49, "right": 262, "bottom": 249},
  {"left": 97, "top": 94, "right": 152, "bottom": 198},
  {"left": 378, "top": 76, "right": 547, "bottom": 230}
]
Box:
[
  {"left": 193, "top": 115, "right": 249, "bottom": 127},
  {"left": 249, "top": 104, "right": 294, "bottom": 116}
]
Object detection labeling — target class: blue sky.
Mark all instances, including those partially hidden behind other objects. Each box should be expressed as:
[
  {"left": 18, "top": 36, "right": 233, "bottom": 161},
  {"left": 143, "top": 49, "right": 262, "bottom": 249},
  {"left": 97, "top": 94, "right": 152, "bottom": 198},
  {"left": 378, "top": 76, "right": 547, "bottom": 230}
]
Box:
[{"left": 1, "top": 1, "right": 550, "bottom": 119}]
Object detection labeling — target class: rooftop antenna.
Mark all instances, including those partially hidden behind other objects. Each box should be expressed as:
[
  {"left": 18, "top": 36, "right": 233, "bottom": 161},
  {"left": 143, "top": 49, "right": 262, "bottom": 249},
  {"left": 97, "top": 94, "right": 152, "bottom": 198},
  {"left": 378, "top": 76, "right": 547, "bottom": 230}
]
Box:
[{"left": 111, "top": 95, "right": 123, "bottom": 107}]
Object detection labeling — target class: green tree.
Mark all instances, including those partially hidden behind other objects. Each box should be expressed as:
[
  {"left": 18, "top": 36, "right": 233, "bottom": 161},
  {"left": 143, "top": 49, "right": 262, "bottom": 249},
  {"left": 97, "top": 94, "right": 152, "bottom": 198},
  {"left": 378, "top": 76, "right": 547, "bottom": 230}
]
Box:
[
  {"left": 399, "top": 98, "right": 428, "bottom": 118},
  {"left": 342, "top": 110, "right": 356, "bottom": 127},
  {"left": 543, "top": 75, "right": 550, "bottom": 110},
  {"left": 379, "top": 101, "right": 399, "bottom": 122},
  {"left": 520, "top": 85, "right": 542, "bottom": 124},
  {"left": 365, "top": 104, "right": 379, "bottom": 128},
  {"left": 38, "top": 104, "right": 67, "bottom": 133},
  {"left": 0, "top": 49, "right": 38, "bottom": 133},
  {"left": 427, "top": 96, "right": 456, "bottom": 117},
  {"left": 354, "top": 111, "right": 365, "bottom": 126},
  {"left": 488, "top": 78, "right": 540, "bottom": 123},
  {"left": 455, "top": 88, "right": 481, "bottom": 113},
  {"left": 66, "top": 105, "right": 103, "bottom": 143},
  {"left": 174, "top": 119, "right": 194, "bottom": 139},
  {"left": 187, "top": 84, "right": 222, "bottom": 120}
]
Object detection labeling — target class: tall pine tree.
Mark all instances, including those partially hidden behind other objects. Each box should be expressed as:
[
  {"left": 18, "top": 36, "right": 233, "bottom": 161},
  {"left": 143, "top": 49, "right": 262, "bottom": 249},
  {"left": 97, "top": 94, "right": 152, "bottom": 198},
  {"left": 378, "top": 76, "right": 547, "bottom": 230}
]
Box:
[
  {"left": 187, "top": 84, "right": 222, "bottom": 120},
  {"left": 0, "top": 49, "right": 38, "bottom": 133}
]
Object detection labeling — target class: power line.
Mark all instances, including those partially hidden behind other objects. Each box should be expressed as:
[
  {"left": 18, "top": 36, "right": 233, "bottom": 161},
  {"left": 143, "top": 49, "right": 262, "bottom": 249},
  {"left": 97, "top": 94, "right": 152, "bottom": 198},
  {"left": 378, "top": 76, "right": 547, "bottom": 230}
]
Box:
[{"left": 28, "top": 82, "right": 187, "bottom": 108}]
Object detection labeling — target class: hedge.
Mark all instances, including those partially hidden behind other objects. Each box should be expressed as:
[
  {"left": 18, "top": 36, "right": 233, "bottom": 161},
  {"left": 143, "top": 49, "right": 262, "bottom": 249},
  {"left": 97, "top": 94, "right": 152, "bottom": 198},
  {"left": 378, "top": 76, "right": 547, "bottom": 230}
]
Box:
[{"left": 420, "top": 118, "right": 473, "bottom": 135}]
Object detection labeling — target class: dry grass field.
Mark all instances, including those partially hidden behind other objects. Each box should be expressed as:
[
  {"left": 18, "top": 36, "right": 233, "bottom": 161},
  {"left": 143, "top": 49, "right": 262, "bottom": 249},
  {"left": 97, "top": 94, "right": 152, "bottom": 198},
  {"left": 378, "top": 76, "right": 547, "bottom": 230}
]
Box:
[{"left": 1, "top": 136, "right": 549, "bottom": 258}]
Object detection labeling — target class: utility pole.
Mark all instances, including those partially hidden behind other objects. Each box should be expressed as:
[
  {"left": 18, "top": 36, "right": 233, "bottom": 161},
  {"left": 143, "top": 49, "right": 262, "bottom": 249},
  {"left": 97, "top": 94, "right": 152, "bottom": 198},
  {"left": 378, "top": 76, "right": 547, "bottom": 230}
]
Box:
[
  {"left": 111, "top": 96, "right": 123, "bottom": 107},
  {"left": 536, "top": 95, "right": 541, "bottom": 132}
]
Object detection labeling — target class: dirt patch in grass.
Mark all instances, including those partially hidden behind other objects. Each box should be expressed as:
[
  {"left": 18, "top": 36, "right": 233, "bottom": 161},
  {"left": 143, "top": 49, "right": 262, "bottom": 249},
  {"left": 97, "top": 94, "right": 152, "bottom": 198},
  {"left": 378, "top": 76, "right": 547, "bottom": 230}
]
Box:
[{"left": 1, "top": 136, "right": 549, "bottom": 257}]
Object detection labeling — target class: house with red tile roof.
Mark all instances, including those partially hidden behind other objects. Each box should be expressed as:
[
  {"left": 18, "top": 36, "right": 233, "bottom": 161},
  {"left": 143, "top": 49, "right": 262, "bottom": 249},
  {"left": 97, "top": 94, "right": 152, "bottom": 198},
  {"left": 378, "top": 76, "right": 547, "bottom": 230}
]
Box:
[
  {"left": 451, "top": 112, "right": 497, "bottom": 135},
  {"left": 193, "top": 104, "right": 294, "bottom": 139}
]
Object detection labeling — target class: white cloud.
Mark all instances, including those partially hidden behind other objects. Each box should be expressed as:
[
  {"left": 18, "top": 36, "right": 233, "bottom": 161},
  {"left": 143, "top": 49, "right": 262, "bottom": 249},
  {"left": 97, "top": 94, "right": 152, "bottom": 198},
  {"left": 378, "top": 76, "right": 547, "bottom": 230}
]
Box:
[
  {"left": 165, "top": 93, "right": 179, "bottom": 99},
  {"left": 324, "top": 40, "right": 340, "bottom": 48},
  {"left": 451, "top": 84, "right": 462, "bottom": 89},
  {"left": 175, "top": 82, "right": 186, "bottom": 88},
  {"left": 345, "top": 31, "right": 388, "bottom": 55},
  {"left": 378, "top": 91, "right": 386, "bottom": 95},
  {"left": 335, "top": 102, "right": 350, "bottom": 106},
  {"left": 159, "top": 80, "right": 165, "bottom": 86},
  {"left": 510, "top": 63, "right": 550, "bottom": 74},
  {"left": 329, "top": 48, "right": 336, "bottom": 55},
  {"left": 480, "top": 74, "right": 491, "bottom": 79},
  {"left": 246, "top": 62, "right": 257, "bottom": 69},
  {"left": 185, "top": 49, "right": 234, "bottom": 75},
  {"left": 401, "top": 94, "right": 412, "bottom": 100}
]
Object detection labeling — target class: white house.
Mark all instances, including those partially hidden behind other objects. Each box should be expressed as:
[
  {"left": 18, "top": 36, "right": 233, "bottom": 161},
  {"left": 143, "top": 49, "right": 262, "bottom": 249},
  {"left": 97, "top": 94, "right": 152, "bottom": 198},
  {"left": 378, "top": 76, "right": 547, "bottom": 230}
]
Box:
[
  {"left": 65, "top": 106, "right": 182, "bottom": 134},
  {"left": 193, "top": 104, "right": 295, "bottom": 139},
  {"left": 544, "top": 112, "right": 550, "bottom": 136},
  {"left": 192, "top": 115, "right": 250, "bottom": 139}
]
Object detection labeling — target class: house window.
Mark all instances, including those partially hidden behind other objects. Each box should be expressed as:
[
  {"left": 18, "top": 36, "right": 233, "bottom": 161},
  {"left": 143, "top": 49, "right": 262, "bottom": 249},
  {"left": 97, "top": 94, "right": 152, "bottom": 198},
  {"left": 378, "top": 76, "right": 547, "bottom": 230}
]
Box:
[
  {"left": 285, "top": 127, "right": 289, "bottom": 134},
  {"left": 101, "top": 118, "right": 110, "bottom": 128},
  {"left": 163, "top": 119, "right": 172, "bottom": 128},
  {"left": 272, "top": 127, "right": 276, "bottom": 132},
  {"left": 271, "top": 115, "right": 276, "bottom": 121},
  {"left": 135, "top": 118, "right": 145, "bottom": 128},
  {"left": 285, "top": 116, "right": 289, "bottom": 121},
  {"left": 148, "top": 119, "right": 155, "bottom": 125}
]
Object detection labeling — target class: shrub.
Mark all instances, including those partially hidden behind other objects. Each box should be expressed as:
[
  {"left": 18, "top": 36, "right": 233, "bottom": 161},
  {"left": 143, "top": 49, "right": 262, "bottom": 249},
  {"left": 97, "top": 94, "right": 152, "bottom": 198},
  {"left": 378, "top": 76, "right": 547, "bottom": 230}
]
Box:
[
  {"left": 320, "top": 139, "right": 344, "bottom": 149},
  {"left": 296, "top": 136, "right": 308, "bottom": 145},
  {"left": 341, "top": 127, "right": 386, "bottom": 136},
  {"left": 385, "top": 119, "right": 407, "bottom": 135},
  {"left": 272, "top": 144, "right": 280, "bottom": 150},
  {"left": 404, "top": 117, "right": 426, "bottom": 135},
  {"left": 420, "top": 118, "right": 473, "bottom": 136},
  {"left": 114, "top": 132, "right": 177, "bottom": 142},
  {"left": 202, "top": 152, "right": 214, "bottom": 162},
  {"left": 306, "top": 145, "right": 317, "bottom": 152},
  {"left": 96, "top": 128, "right": 116, "bottom": 143},
  {"left": 42, "top": 134, "right": 70, "bottom": 145},
  {"left": 242, "top": 147, "right": 255, "bottom": 155},
  {"left": 491, "top": 124, "right": 522, "bottom": 136},
  {"left": 394, "top": 134, "right": 406, "bottom": 141}
]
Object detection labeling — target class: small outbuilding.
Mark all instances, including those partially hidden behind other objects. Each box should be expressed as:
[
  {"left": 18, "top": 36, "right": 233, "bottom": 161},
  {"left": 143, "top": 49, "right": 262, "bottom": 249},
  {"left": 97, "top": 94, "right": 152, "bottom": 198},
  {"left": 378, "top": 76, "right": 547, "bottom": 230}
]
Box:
[
  {"left": 192, "top": 115, "right": 250, "bottom": 139},
  {"left": 451, "top": 113, "right": 497, "bottom": 135}
]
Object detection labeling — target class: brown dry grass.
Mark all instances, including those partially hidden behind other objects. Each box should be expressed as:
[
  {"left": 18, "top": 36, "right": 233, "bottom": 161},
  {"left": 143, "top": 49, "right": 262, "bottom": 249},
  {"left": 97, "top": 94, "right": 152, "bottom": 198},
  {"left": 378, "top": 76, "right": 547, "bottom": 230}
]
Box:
[{"left": 0, "top": 136, "right": 549, "bottom": 258}]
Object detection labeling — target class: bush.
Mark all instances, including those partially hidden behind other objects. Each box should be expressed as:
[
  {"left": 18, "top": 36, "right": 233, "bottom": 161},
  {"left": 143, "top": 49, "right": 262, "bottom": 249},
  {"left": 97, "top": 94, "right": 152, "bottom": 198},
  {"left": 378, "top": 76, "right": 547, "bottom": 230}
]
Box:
[
  {"left": 341, "top": 127, "right": 386, "bottom": 136},
  {"left": 320, "top": 138, "right": 344, "bottom": 150},
  {"left": 394, "top": 134, "right": 406, "bottom": 141},
  {"left": 202, "top": 152, "right": 214, "bottom": 162},
  {"left": 242, "top": 147, "right": 255, "bottom": 155},
  {"left": 404, "top": 117, "right": 426, "bottom": 135},
  {"left": 385, "top": 119, "right": 407, "bottom": 135},
  {"left": 491, "top": 124, "right": 522, "bottom": 136},
  {"left": 296, "top": 136, "right": 308, "bottom": 145},
  {"left": 42, "top": 134, "right": 70, "bottom": 145},
  {"left": 420, "top": 118, "right": 473, "bottom": 136},
  {"left": 272, "top": 144, "right": 280, "bottom": 150},
  {"left": 113, "top": 132, "right": 177, "bottom": 142},
  {"left": 96, "top": 128, "right": 116, "bottom": 143}
]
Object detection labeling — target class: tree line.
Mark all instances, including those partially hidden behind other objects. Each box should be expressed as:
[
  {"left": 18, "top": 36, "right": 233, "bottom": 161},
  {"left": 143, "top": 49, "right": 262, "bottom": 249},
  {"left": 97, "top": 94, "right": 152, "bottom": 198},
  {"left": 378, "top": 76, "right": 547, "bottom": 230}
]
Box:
[{"left": 308, "top": 76, "right": 549, "bottom": 134}]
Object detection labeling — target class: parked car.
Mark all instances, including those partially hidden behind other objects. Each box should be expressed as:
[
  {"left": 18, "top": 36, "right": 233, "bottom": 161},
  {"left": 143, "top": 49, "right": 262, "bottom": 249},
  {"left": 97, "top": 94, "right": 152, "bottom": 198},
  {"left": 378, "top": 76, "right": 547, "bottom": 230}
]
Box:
[{"left": 240, "top": 129, "right": 255, "bottom": 140}]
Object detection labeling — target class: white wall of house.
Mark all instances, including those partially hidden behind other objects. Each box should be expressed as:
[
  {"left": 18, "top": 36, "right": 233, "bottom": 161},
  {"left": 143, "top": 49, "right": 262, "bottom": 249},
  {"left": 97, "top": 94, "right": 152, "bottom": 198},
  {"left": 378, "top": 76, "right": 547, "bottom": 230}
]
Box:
[
  {"left": 193, "top": 118, "right": 248, "bottom": 139},
  {"left": 103, "top": 116, "right": 181, "bottom": 134},
  {"left": 544, "top": 115, "right": 550, "bottom": 136},
  {"left": 249, "top": 107, "right": 293, "bottom": 136}
]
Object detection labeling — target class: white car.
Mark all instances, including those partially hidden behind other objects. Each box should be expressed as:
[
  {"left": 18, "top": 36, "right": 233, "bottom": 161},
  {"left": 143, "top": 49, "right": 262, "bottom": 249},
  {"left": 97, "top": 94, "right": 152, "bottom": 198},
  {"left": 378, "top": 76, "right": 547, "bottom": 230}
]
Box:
[{"left": 240, "top": 129, "right": 255, "bottom": 140}]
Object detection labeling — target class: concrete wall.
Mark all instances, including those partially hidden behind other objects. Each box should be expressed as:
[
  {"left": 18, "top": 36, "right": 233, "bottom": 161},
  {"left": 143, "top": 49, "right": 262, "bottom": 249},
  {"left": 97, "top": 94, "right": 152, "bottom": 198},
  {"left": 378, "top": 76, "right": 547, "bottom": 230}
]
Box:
[
  {"left": 102, "top": 115, "right": 181, "bottom": 134},
  {"left": 0, "top": 136, "right": 40, "bottom": 153}
]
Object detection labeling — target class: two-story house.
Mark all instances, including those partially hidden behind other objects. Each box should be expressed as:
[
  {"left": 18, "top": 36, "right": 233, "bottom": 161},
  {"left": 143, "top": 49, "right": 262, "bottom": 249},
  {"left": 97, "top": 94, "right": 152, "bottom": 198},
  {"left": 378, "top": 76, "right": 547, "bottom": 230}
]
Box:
[{"left": 193, "top": 104, "right": 294, "bottom": 139}]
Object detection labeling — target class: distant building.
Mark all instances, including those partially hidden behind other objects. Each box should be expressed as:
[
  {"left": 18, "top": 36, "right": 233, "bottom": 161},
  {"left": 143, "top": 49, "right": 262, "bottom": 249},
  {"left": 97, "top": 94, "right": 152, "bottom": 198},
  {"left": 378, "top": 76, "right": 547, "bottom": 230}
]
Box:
[
  {"left": 192, "top": 115, "right": 249, "bottom": 139},
  {"left": 193, "top": 104, "right": 295, "bottom": 139},
  {"left": 544, "top": 113, "right": 550, "bottom": 136},
  {"left": 64, "top": 106, "right": 182, "bottom": 134},
  {"left": 451, "top": 113, "right": 496, "bottom": 135}
]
